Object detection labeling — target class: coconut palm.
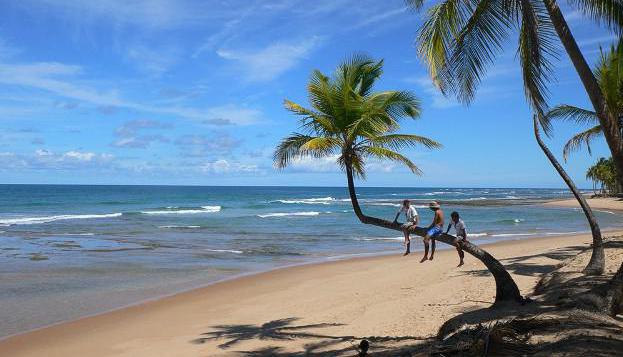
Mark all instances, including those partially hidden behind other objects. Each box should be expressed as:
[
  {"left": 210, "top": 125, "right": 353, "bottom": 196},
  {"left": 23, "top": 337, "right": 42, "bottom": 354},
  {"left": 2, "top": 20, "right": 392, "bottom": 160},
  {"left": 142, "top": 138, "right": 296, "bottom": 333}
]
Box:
[
  {"left": 274, "top": 54, "right": 525, "bottom": 304},
  {"left": 405, "top": 0, "right": 623, "bottom": 190},
  {"left": 534, "top": 115, "right": 605, "bottom": 275},
  {"left": 544, "top": 40, "right": 623, "bottom": 164},
  {"left": 405, "top": 0, "right": 620, "bottom": 275},
  {"left": 541, "top": 42, "right": 623, "bottom": 274}
]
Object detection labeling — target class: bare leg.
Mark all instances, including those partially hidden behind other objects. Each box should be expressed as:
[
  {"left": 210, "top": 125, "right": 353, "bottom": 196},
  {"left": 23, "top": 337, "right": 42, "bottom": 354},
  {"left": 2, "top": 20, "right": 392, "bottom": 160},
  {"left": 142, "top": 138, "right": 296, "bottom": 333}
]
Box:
[
  {"left": 430, "top": 238, "right": 436, "bottom": 260},
  {"left": 457, "top": 241, "right": 465, "bottom": 267},
  {"left": 420, "top": 236, "right": 429, "bottom": 263},
  {"left": 403, "top": 229, "right": 411, "bottom": 256}
]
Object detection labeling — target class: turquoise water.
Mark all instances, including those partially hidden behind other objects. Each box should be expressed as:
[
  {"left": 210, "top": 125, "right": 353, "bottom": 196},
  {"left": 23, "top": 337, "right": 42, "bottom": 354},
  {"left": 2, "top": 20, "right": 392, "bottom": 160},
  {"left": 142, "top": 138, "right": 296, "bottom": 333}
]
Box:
[{"left": 1, "top": 185, "right": 622, "bottom": 337}]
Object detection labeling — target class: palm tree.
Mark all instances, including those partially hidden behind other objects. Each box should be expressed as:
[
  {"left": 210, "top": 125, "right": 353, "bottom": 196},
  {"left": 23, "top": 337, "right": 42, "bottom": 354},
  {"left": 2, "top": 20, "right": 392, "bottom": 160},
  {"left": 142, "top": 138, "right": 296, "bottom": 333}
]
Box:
[
  {"left": 544, "top": 40, "right": 623, "bottom": 164},
  {"left": 533, "top": 115, "right": 605, "bottom": 275},
  {"left": 405, "top": 0, "right": 622, "bottom": 275},
  {"left": 274, "top": 54, "right": 525, "bottom": 304},
  {"left": 586, "top": 165, "right": 599, "bottom": 195},
  {"left": 405, "top": 0, "right": 623, "bottom": 190}
]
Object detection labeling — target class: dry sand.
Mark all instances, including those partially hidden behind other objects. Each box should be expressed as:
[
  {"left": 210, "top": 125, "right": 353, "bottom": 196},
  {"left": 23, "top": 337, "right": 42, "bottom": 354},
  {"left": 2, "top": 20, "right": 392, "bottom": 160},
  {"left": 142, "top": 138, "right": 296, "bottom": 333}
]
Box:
[
  {"left": 544, "top": 196, "right": 623, "bottom": 212},
  {"left": 0, "top": 232, "right": 618, "bottom": 356}
]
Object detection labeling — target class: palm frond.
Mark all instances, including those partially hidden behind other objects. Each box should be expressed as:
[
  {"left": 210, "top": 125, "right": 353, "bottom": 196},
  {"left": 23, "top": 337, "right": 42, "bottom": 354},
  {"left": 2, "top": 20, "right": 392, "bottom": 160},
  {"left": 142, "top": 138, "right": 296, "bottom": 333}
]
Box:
[
  {"left": 416, "top": 0, "right": 471, "bottom": 94},
  {"left": 543, "top": 104, "right": 599, "bottom": 125},
  {"left": 404, "top": 0, "right": 426, "bottom": 11},
  {"left": 366, "top": 90, "right": 422, "bottom": 119},
  {"left": 517, "top": 0, "right": 558, "bottom": 130},
  {"left": 363, "top": 134, "right": 442, "bottom": 151},
  {"left": 449, "top": 0, "right": 513, "bottom": 103},
  {"left": 360, "top": 146, "right": 422, "bottom": 175},
  {"left": 308, "top": 70, "right": 337, "bottom": 120},
  {"left": 567, "top": 0, "right": 623, "bottom": 34},
  {"left": 273, "top": 134, "right": 337, "bottom": 169},
  {"left": 563, "top": 124, "right": 603, "bottom": 160}
]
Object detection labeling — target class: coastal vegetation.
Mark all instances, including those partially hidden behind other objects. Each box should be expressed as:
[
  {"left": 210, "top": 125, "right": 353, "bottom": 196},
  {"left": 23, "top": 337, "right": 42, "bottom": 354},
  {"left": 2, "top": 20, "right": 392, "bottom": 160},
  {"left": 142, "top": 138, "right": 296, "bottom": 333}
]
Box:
[
  {"left": 407, "top": 0, "right": 623, "bottom": 188},
  {"left": 587, "top": 157, "right": 621, "bottom": 195},
  {"left": 274, "top": 55, "right": 525, "bottom": 304}
]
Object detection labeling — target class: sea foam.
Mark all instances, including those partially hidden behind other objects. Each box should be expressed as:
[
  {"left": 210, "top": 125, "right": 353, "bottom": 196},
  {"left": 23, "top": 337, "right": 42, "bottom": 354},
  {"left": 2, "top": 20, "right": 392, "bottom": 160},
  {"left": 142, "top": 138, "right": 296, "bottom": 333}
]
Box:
[
  {"left": 141, "top": 206, "right": 221, "bottom": 215},
  {"left": 271, "top": 197, "right": 335, "bottom": 205},
  {"left": 258, "top": 211, "right": 320, "bottom": 218},
  {"left": 0, "top": 213, "right": 122, "bottom": 226}
]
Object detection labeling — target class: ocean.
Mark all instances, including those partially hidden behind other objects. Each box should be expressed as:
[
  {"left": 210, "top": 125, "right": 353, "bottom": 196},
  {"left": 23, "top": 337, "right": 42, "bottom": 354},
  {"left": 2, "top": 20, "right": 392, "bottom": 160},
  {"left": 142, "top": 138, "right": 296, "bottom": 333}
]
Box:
[{"left": 1, "top": 184, "right": 622, "bottom": 337}]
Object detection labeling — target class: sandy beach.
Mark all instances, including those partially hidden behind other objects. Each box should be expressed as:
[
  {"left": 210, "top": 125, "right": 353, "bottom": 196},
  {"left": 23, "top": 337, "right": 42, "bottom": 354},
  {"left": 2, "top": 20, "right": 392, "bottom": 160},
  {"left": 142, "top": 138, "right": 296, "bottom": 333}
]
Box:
[
  {"left": 544, "top": 196, "right": 623, "bottom": 212},
  {"left": 1, "top": 231, "right": 617, "bottom": 356}
]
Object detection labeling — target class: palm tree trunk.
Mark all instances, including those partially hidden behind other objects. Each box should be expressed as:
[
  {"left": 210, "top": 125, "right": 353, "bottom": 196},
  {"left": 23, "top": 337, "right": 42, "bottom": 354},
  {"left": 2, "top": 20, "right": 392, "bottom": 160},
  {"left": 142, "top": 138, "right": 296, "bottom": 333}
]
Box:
[
  {"left": 544, "top": 0, "right": 623, "bottom": 186},
  {"left": 533, "top": 116, "right": 605, "bottom": 275},
  {"left": 345, "top": 163, "right": 524, "bottom": 304},
  {"left": 604, "top": 261, "right": 623, "bottom": 316}
]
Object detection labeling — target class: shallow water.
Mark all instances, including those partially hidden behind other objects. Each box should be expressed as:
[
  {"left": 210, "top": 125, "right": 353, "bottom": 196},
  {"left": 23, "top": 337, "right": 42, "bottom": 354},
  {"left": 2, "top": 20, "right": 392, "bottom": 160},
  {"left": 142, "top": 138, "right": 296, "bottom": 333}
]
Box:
[{"left": 1, "top": 185, "right": 621, "bottom": 337}]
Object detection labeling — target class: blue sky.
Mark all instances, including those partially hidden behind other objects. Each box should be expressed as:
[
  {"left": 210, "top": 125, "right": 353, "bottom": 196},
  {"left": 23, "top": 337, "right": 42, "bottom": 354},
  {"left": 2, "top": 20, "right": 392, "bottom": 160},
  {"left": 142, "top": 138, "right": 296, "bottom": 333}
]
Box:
[{"left": 0, "top": 0, "right": 618, "bottom": 187}]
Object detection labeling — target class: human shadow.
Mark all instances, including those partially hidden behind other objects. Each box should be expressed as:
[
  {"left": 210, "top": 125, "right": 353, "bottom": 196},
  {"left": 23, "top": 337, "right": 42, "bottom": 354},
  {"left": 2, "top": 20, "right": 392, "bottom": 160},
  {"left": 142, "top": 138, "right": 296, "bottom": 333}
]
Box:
[{"left": 192, "top": 317, "right": 431, "bottom": 356}]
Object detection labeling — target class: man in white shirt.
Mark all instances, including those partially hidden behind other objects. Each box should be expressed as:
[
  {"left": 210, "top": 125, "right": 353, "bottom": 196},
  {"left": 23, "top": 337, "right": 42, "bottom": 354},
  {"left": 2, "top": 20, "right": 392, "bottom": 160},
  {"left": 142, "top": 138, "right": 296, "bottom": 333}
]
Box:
[
  {"left": 393, "top": 199, "right": 419, "bottom": 256},
  {"left": 446, "top": 211, "right": 468, "bottom": 267}
]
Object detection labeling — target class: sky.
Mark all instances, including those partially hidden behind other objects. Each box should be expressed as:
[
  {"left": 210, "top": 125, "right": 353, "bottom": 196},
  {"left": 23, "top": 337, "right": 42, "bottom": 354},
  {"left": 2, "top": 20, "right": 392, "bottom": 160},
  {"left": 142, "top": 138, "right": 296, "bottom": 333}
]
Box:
[{"left": 0, "top": 0, "right": 618, "bottom": 187}]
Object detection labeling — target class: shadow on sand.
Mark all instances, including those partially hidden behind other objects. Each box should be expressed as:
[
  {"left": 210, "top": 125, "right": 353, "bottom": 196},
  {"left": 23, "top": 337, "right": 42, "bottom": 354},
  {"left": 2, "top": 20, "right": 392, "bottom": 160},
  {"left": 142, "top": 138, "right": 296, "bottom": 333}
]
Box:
[{"left": 191, "top": 317, "right": 432, "bottom": 356}]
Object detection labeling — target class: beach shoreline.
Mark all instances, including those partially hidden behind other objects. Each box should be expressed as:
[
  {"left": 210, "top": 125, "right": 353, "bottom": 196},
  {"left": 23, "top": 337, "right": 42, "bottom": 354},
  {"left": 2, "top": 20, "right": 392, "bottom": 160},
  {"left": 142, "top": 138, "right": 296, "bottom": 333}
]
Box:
[
  {"left": 1, "top": 231, "right": 619, "bottom": 356},
  {"left": 544, "top": 196, "right": 623, "bottom": 212}
]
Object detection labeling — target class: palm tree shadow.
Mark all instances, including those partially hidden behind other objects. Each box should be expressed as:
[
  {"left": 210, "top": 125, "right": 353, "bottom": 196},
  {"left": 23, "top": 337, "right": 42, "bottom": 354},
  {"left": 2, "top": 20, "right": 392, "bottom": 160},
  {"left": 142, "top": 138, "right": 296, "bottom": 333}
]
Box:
[
  {"left": 192, "top": 317, "right": 431, "bottom": 355},
  {"left": 191, "top": 318, "right": 345, "bottom": 349}
]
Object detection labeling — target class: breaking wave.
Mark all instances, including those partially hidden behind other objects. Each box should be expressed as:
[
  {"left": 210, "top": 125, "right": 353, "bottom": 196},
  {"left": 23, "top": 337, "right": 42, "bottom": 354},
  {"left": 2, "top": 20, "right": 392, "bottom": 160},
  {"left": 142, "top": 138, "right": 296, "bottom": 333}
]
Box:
[{"left": 0, "top": 213, "right": 122, "bottom": 226}]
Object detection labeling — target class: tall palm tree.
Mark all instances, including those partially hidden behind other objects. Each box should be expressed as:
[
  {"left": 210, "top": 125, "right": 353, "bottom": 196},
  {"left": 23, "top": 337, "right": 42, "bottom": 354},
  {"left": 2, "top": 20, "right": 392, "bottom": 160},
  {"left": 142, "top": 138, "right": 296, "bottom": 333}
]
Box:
[
  {"left": 406, "top": 0, "right": 623, "bottom": 275},
  {"left": 534, "top": 115, "right": 605, "bottom": 275},
  {"left": 541, "top": 41, "right": 623, "bottom": 274},
  {"left": 274, "top": 54, "right": 525, "bottom": 304},
  {"left": 405, "top": 0, "right": 623, "bottom": 190}
]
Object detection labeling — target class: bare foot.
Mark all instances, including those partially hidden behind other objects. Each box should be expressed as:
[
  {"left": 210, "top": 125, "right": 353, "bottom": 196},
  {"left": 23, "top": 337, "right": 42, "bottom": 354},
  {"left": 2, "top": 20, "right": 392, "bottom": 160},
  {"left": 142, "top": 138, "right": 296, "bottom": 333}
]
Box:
[
  {"left": 457, "top": 261, "right": 464, "bottom": 267},
  {"left": 403, "top": 251, "right": 410, "bottom": 256},
  {"left": 420, "top": 256, "right": 428, "bottom": 263},
  {"left": 429, "top": 255, "right": 434, "bottom": 261}
]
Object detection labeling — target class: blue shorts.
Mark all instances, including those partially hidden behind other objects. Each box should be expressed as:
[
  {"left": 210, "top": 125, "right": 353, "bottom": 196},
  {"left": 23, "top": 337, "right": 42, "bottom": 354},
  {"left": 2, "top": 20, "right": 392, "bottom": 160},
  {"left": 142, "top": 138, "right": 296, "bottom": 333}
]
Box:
[{"left": 427, "top": 226, "right": 442, "bottom": 238}]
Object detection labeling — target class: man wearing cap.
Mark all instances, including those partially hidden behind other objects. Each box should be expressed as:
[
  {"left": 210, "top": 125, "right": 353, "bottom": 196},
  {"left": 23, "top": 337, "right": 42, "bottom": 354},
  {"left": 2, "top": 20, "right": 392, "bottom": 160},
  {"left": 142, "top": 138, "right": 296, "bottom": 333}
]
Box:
[{"left": 421, "top": 201, "right": 444, "bottom": 263}]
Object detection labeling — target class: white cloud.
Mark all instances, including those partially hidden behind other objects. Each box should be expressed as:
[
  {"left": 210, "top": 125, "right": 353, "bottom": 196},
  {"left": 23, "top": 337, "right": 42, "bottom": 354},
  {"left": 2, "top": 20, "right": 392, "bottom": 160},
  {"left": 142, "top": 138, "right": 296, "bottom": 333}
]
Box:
[
  {"left": 63, "top": 151, "right": 96, "bottom": 161},
  {"left": 288, "top": 155, "right": 340, "bottom": 173},
  {"left": 286, "top": 154, "right": 398, "bottom": 174},
  {"left": 0, "top": 149, "right": 114, "bottom": 170},
  {"left": 113, "top": 119, "right": 171, "bottom": 149},
  {"left": 26, "top": 0, "right": 223, "bottom": 30},
  {"left": 125, "top": 45, "right": 180, "bottom": 76},
  {"left": 0, "top": 61, "right": 262, "bottom": 125},
  {"left": 347, "top": 6, "right": 407, "bottom": 30},
  {"left": 216, "top": 37, "right": 322, "bottom": 82},
  {"left": 406, "top": 76, "right": 460, "bottom": 109},
  {"left": 200, "top": 159, "right": 259, "bottom": 174}
]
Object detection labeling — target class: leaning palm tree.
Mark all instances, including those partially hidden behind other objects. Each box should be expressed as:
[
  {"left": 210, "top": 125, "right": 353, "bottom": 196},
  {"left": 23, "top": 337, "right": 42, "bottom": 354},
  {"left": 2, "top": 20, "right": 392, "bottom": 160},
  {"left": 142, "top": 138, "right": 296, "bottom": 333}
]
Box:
[
  {"left": 406, "top": 0, "right": 619, "bottom": 275},
  {"left": 274, "top": 54, "right": 525, "bottom": 304},
  {"left": 534, "top": 115, "right": 605, "bottom": 275},
  {"left": 406, "top": 0, "right": 623, "bottom": 191},
  {"left": 541, "top": 41, "right": 623, "bottom": 274}
]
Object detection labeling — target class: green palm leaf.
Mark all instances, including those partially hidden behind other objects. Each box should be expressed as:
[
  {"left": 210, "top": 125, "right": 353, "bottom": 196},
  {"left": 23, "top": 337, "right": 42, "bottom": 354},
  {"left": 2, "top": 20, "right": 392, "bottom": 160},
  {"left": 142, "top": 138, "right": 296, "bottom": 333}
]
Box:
[
  {"left": 363, "top": 134, "right": 442, "bottom": 151},
  {"left": 568, "top": 0, "right": 623, "bottom": 33},
  {"left": 360, "top": 146, "right": 422, "bottom": 175},
  {"left": 274, "top": 134, "right": 339, "bottom": 169},
  {"left": 543, "top": 105, "right": 599, "bottom": 125},
  {"left": 517, "top": 0, "right": 558, "bottom": 123},
  {"left": 563, "top": 124, "right": 603, "bottom": 160}
]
